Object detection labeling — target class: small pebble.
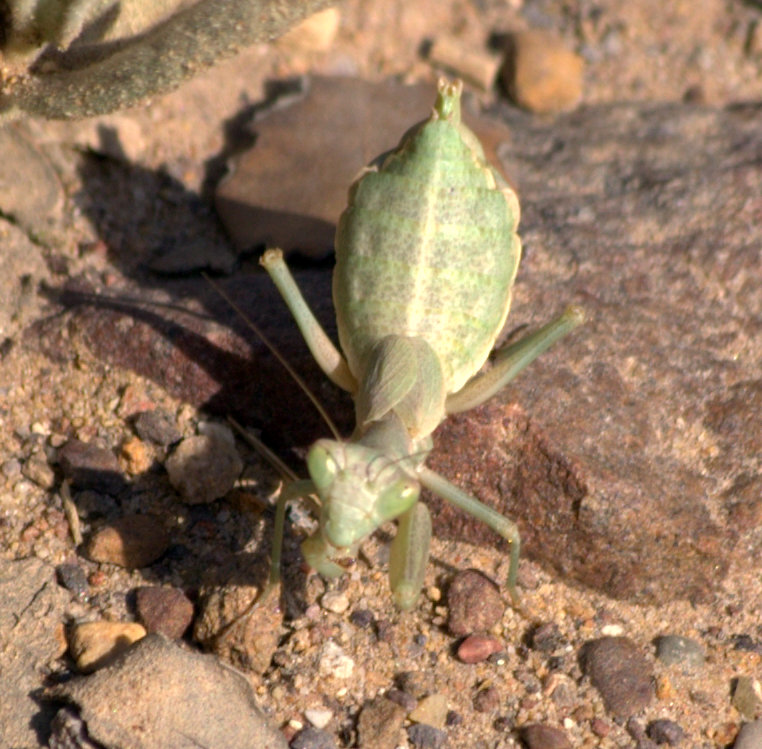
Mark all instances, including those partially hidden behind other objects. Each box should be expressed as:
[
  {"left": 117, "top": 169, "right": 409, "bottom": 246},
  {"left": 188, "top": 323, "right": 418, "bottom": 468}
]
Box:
[
  {"left": 349, "top": 609, "right": 374, "bottom": 628},
  {"left": 732, "top": 676, "right": 762, "bottom": 719},
  {"left": 655, "top": 673, "right": 677, "bottom": 701},
  {"left": 133, "top": 409, "right": 181, "bottom": 446},
  {"left": 711, "top": 721, "right": 739, "bottom": 745},
  {"left": 396, "top": 671, "right": 434, "bottom": 699},
  {"left": 501, "top": 29, "right": 585, "bottom": 114},
  {"left": 58, "top": 439, "right": 123, "bottom": 493},
  {"left": 445, "top": 710, "right": 462, "bottom": 727},
  {"left": 647, "top": 718, "right": 686, "bottom": 745},
  {"left": 386, "top": 688, "right": 417, "bottom": 712},
  {"left": 406, "top": 723, "right": 447, "bottom": 749},
  {"left": 581, "top": 636, "right": 654, "bottom": 719},
  {"left": 56, "top": 563, "right": 88, "bottom": 597},
  {"left": 548, "top": 678, "right": 576, "bottom": 709},
  {"left": 409, "top": 693, "right": 448, "bottom": 729},
  {"left": 626, "top": 717, "right": 659, "bottom": 749},
  {"left": 2, "top": 457, "right": 22, "bottom": 477},
  {"left": 356, "top": 696, "right": 407, "bottom": 749},
  {"left": 457, "top": 634, "right": 504, "bottom": 664},
  {"left": 529, "top": 622, "right": 565, "bottom": 652},
  {"left": 320, "top": 591, "right": 350, "bottom": 614},
  {"left": 733, "top": 634, "right": 762, "bottom": 655},
  {"left": 165, "top": 433, "right": 243, "bottom": 504},
  {"left": 135, "top": 585, "right": 194, "bottom": 639},
  {"left": 68, "top": 620, "right": 146, "bottom": 672},
  {"left": 21, "top": 452, "right": 56, "bottom": 488},
  {"left": 85, "top": 514, "right": 170, "bottom": 569},
  {"left": 473, "top": 685, "right": 500, "bottom": 713},
  {"left": 304, "top": 708, "right": 333, "bottom": 730},
  {"left": 447, "top": 568, "right": 504, "bottom": 636},
  {"left": 120, "top": 436, "right": 152, "bottom": 474},
  {"left": 290, "top": 726, "right": 337, "bottom": 749},
  {"left": 734, "top": 719, "right": 762, "bottom": 749},
  {"left": 600, "top": 623, "right": 624, "bottom": 637},
  {"left": 318, "top": 641, "right": 354, "bottom": 680},
  {"left": 519, "top": 723, "right": 572, "bottom": 749},
  {"left": 655, "top": 634, "right": 705, "bottom": 667},
  {"left": 590, "top": 717, "right": 611, "bottom": 738}
]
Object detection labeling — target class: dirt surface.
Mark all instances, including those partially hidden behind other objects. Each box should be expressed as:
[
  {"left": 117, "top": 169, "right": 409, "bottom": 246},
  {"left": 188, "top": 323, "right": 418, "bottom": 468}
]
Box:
[{"left": 1, "top": 1, "right": 762, "bottom": 747}]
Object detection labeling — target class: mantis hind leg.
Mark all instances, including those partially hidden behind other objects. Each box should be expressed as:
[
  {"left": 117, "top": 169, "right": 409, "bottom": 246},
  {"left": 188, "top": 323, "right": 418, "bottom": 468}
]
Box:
[{"left": 417, "top": 466, "right": 521, "bottom": 606}]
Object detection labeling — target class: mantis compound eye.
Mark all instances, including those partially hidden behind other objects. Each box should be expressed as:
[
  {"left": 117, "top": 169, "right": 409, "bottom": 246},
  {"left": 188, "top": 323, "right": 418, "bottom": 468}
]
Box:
[{"left": 307, "top": 443, "right": 338, "bottom": 492}]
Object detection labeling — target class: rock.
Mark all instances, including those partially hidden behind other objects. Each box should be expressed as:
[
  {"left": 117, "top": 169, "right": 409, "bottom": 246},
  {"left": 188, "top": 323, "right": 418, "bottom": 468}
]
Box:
[
  {"left": 409, "top": 694, "right": 448, "bottom": 729},
  {"left": 501, "top": 30, "right": 584, "bottom": 114},
  {"left": 320, "top": 590, "right": 350, "bottom": 614},
  {"left": 386, "top": 688, "right": 417, "bottom": 712},
  {"left": 318, "top": 641, "right": 354, "bottom": 680},
  {"left": 291, "top": 727, "right": 337, "bottom": 749},
  {"left": 48, "top": 633, "right": 288, "bottom": 748},
  {"left": 655, "top": 635, "right": 705, "bottom": 668},
  {"left": 520, "top": 723, "right": 572, "bottom": 749},
  {"left": 732, "top": 677, "right": 762, "bottom": 720},
  {"left": 647, "top": 718, "right": 686, "bottom": 745},
  {"left": 58, "top": 439, "right": 124, "bottom": 494},
  {"left": 447, "top": 568, "right": 504, "bottom": 636},
  {"left": 165, "top": 432, "right": 242, "bottom": 504},
  {"left": 473, "top": 685, "right": 501, "bottom": 713},
  {"left": 56, "top": 562, "right": 89, "bottom": 597},
  {"left": 21, "top": 451, "right": 56, "bottom": 488},
  {"left": 68, "top": 621, "right": 146, "bottom": 672},
  {"left": 529, "top": 622, "right": 565, "bottom": 653},
  {"left": 397, "top": 671, "right": 434, "bottom": 700},
  {"left": 119, "top": 436, "right": 152, "bottom": 474},
  {"left": 135, "top": 586, "right": 194, "bottom": 639},
  {"left": 406, "top": 723, "right": 447, "bottom": 749},
  {"left": 581, "top": 637, "right": 654, "bottom": 719},
  {"left": 0, "top": 558, "right": 69, "bottom": 748},
  {"left": 194, "top": 575, "right": 282, "bottom": 675},
  {"left": 732, "top": 634, "right": 762, "bottom": 655},
  {"left": 84, "top": 514, "right": 170, "bottom": 568},
  {"left": 132, "top": 409, "right": 181, "bottom": 446},
  {"left": 215, "top": 77, "right": 512, "bottom": 255},
  {"left": 356, "top": 696, "right": 407, "bottom": 749},
  {"left": 304, "top": 708, "right": 333, "bottom": 730},
  {"left": 590, "top": 717, "right": 612, "bottom": 738},
  {"left": 734, "top": 720, "right": 762, "bottom": 749},
  {"left": 457, "top": 634, "right": 504, "bottom": 664}
]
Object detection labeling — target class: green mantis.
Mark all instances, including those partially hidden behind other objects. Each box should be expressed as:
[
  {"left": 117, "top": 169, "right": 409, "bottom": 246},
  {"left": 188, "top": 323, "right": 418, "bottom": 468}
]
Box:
[{"left": 259, "top": 79, "right": 584, "bottom": 610}]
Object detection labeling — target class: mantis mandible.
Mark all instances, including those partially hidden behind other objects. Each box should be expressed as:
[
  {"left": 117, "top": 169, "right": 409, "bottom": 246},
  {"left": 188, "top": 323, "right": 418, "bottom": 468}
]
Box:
[{"left": 259, "top": 78, "right": 583, "bottom": 610}]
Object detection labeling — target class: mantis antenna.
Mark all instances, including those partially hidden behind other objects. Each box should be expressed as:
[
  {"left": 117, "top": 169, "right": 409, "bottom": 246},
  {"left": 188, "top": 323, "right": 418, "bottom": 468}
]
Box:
[{"left": 202, "top": 271, "right": 342, "bottom": 441}]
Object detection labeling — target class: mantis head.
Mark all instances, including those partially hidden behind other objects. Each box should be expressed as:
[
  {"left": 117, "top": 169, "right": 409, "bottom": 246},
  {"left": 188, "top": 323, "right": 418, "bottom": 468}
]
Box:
[{"left": 307, "top": 438, "right": 420, "bottom": 550}]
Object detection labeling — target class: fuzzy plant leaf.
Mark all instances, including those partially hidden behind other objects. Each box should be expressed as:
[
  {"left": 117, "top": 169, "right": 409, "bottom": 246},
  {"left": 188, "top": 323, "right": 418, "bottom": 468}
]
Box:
[{"left": 0, "top": 0, "right": 336, "bottom": 120}]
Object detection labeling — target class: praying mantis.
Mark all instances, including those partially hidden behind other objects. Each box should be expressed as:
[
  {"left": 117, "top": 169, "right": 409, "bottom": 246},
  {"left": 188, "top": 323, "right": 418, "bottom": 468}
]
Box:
[{"left": 257, "top": 78, "right": 583, "bottom": 610}]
